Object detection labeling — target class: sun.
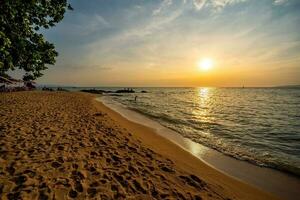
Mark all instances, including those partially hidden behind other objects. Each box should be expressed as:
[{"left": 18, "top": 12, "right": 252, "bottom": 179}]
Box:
[{"left": 198, "top": 58, "right": 213, "bottom": 71}]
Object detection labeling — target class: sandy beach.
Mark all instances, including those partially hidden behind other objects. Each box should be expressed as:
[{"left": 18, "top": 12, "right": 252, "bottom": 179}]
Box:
[{"left": 0, "top": 91, "right": 279, "bottom": 200}]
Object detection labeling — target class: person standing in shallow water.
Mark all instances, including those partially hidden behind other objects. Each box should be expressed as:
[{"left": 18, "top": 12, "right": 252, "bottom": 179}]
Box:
[{"left": 135, "top": 96, "right": 137, "bottom": 102}]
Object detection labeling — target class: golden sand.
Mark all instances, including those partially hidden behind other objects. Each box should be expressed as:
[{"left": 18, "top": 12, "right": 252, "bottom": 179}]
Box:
[{"left": 0, "top": 91, "right": 278, "bottom": 199}]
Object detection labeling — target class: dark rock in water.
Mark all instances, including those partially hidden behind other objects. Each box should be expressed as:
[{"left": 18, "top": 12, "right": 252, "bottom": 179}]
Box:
[
  {"left": 57, "top": 87, "right": 69, "bottom": 92},
  {"left": 81, "top": 89, "right": 104, "bottom": 94},
  {"left": 42, "top": 87, "right": 54, "bottom": 91},
  {"left": 115, "top": 88, "right": 135, "bottom": 93},
  {"left": 141, "top": 90, "right": 147, "bottom": 93},
  {"left": 82, "top": 88, "right": 136, "bottom": 94},
  {"left": 81, "top": 89, "right": 113, "bottom": 94}
]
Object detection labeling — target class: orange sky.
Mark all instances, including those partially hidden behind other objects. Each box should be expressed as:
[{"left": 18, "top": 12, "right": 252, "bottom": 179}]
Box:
[{"left": 30, "top": 0, "right": 300, "bottom": 87}]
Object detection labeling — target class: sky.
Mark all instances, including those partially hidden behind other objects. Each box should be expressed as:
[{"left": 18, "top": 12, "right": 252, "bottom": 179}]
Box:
[{"left": 31, "top": 0, "right": 300, "bottom": 86}]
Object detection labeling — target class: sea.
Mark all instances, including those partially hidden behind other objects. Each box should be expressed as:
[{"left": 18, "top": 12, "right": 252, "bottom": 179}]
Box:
[
  {"left": 92, "top": 87, "right": 300, "bottom": 176},
  {"left": 66, "top": 86, "right": 300, "bottom": 176}
]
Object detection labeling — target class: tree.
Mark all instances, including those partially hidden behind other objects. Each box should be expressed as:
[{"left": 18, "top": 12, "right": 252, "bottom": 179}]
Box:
[{"left": 0, "top": 0, "right": 73, "bottom": 81}]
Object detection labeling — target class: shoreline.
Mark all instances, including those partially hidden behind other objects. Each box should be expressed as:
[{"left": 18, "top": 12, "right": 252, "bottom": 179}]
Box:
[
  {"left": 93, "top": 94, "right": 279, "bottom": 200},
  {"left": 98, "top": 95, "right": 300, "bottom": 200},
  {"left": 0, "top": 91, "right": 284, "bottom": 199}
]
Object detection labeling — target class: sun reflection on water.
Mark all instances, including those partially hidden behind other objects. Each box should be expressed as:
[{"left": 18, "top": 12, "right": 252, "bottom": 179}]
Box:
[
  {"left": 192, "top": 87, "right": 213, "bottom": 121},
  {"left": 186, "top": 139, "right": 208, "bottom": 156},
  {"left": 190, "top": 87, "right": 216, "bottom": 138},
  {"left": 198, "top": 87, "right": 210, "bottom": 99}
]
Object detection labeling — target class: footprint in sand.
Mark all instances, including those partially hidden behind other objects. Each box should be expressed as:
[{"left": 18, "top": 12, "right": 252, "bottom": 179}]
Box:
[
  {"left": 68, "top": 189, "right": 78, "bottom": 198},
  {"left": 51, "top": 161, "right": 62, "bottom": 168},
  {"left": 87, "top": 187, "right": 97, "bottom": 198},
  {"left": 74, "top": 181, "right": 84, "bottom": 193},
  {"left": 179, "top": 175, "right": 206, "bottom": 190}
]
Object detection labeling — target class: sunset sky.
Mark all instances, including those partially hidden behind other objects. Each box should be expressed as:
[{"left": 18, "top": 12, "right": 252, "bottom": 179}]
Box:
[{"left": 33, "top": 0, "right": 300, "bottom": 87}]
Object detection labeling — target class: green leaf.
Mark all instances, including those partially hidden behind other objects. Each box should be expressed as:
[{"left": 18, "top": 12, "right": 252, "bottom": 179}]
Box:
[{"left": 0, "top": 0, "right": 72, "bottom": 81}]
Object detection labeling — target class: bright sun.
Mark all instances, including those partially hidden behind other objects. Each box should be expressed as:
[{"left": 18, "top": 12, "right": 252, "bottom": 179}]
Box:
[{"left": 198, "top": 58, "right": 213, "bottom": 71}]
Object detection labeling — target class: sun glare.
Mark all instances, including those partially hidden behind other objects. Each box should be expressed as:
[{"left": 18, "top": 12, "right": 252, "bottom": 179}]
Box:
[{"left": 198, "top": 58, "right": 213, "bottom": 71}]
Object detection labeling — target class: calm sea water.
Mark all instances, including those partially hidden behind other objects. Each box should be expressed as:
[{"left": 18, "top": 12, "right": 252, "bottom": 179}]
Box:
[{"left": 101, "top": 87, "right": 300, "bottom": 176}]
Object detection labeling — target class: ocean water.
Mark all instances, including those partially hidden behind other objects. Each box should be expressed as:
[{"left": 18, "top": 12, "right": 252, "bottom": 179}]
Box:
[{"left": 103, "top": 87, "right": 300, "bottom": 176}]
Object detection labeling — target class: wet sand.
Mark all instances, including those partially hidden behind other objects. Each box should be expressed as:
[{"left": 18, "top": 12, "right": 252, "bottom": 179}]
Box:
[{"left": 0, "top": 91, "right": 278, "bottom": 199}]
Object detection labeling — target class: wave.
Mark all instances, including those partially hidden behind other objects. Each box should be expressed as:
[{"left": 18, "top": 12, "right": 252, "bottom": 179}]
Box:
[
  {"left": 109, "top": 88, "right": 300, "bottom": 177},
  {"left": 126, "top": 105, "right": 300, "bottom": 176}
]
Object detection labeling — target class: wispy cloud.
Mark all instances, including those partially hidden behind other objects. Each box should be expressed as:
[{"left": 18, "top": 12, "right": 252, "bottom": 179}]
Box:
[
  {"left": 192, "top": 0, "right": 287, "bottom": 11},
  {"left": 75, "top": 14, "right": 110, "bottom": 36},
  {"left": 60, "top": 64, "right": 113, "bottom": 71},
  {"left": 210, "top": 0, "right": 246, "bottom": 11},
  {"left": 193, "top": 0, "right": 207, "bottom": 10},
  {"left": 153, "top": 0, "right": 173, "bottom": 15},
  {"left": 53, "top": 13, "right": 110, "bottom": 37},
  {"left": 84, "top": 7, "right": 183, "bottom": 67},
  {"left": 193, "top": 0, "right": 245, "bottom": 10},
  {"left": 38, "top": 0, "right": 299, "bottom": 86},
  {"left": 273, "top": 0, "right": 288, "bottom": 5}
]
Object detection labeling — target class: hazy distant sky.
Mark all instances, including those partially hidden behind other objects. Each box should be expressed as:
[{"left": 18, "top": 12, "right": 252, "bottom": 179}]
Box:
[{"left": 33, "top": 0, "right": 300, "bottom": 86}]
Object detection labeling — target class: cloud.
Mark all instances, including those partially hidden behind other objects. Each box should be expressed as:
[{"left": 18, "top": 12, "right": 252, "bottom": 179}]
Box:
[
  {"left": 66, "top": 64, "right": 113, "bottom": 71},
  {"left": 83, "top": 3, "right": 184, "bottom": 68},
  {"left": 134, "top": 10, "right": 182, "bottom": 37},
  {"left": 193, "top": 0, "right": 207, "bottom": 10},
  {"left": 54, "top": 13, "right": 110, "bottom": 37},
  {"left": 77, "top": 14, "right": 110, "bottom": 35},
  {"left": 273, "top": 0, "right": 288, "bottom": 5},
  {"left": 192, "top": 0, "right": 245, "bottom": 11},
  {"left": 192, "top": 0, "right": 287, "bottom": 11},
  {"left": 153, "top": 0, "right": 173, "bottom": 15},
  {"left": 211, "top": 0, "right": 246, "bottom": 10}
]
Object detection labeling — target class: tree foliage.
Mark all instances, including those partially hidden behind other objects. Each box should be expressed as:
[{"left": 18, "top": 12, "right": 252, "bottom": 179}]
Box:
[{"left": 0, "top": 0, "right": 72, "bottom": 81}]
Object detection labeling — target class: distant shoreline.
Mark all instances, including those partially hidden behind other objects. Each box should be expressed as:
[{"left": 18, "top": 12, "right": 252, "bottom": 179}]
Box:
[{"left": 34, "top": 85, "right": 300, "bottom": 90}]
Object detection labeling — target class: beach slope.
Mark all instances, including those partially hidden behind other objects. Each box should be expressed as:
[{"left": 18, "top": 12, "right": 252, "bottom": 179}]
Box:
[{"left": 0, "top": 91, "right": 278, "bottom": 199}]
